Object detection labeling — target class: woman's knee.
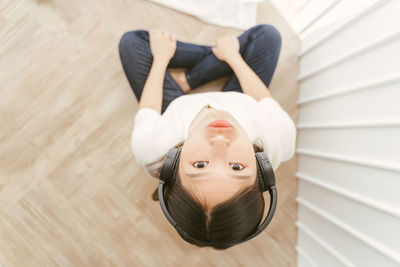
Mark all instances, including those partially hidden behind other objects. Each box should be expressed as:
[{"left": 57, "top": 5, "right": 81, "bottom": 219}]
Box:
[
  {"left": 253, "top": 24, "right": 282, "bottom": 44},
  {"left": 118, "top": 30, "right": 149, "bottom": 56}
]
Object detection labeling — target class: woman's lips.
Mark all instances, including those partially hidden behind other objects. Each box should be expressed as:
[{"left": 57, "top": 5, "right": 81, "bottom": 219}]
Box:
[{"left": 207, "top": 120, "right": 233, "bottom": 128}]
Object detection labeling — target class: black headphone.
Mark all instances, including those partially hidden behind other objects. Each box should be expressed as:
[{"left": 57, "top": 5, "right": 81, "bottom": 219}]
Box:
[{"left": 157, "top": 147, "right": 278, "bottom": 247}]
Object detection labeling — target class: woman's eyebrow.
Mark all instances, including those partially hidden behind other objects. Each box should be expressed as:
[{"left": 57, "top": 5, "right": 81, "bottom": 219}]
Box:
[{"left": 185, "top": 171, "right": 252, "bottom": 180}]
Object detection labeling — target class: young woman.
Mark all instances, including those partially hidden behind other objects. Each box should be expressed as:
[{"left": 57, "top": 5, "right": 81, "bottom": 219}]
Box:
[{"left": 118, "top": 24, "right": 296, "bottom": 249}]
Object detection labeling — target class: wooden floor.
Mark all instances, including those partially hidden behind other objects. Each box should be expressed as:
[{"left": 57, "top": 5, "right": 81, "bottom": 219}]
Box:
[{"left": 0, "top": 0, "right": 300, "bottom": 266}]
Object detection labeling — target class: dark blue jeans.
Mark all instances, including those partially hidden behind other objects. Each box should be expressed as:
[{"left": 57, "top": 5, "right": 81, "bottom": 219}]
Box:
[{"left": 118, "top": 24, "right": 282, "bottom": 114}]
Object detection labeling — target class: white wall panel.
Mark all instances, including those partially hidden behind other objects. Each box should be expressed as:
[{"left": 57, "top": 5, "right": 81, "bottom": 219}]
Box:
[
  {"left": 296, "top": 229, "right": 348, "bottom": 267},
  {"left": 300, "top": 0, "right": 386, "bottom": 55},
  {"left": 294, "top": 0, "right": 400, "bottom": 266},
  {"left": 297, "top": 155, "right": 400, "bottom": 211},
  {"left": 295, "top": 0, "right": 341, "bottom": 33},
  {"left": 298, "top": 180, "right": 400, "bottom": 253},
  {"left": 298, "top": 34, "right": 400, "bottom": 100},
  {"left": 297, "top": 127, "right": 400, "bottom": 165},
  {"left": 297, "top": 203, "right": 400, "bottom": 267},
  {"left": 300, "top": 0, "right": 400, "bottom": 77},
  {"left": 298, "top": 80, "right": 400, "bottom": 124},
  {"left": 296, "top": 249, "right": 319, "bottom": 267}
]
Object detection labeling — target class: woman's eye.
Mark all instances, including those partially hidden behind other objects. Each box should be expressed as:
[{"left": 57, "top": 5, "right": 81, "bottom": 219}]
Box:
[
  {"left": 230, "top": 163, "right": 244, "bottom": 170},
  {"left": 193, "top": 161, "right": 208, "bottom": 168},
  {"left": 192, "top": 161, "right": 244, "bottom": 170}
]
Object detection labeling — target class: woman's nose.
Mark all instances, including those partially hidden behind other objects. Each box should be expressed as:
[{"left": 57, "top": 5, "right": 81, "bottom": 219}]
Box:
[{"left": 209, "top": 135, "right": 231, "bottom": 146}]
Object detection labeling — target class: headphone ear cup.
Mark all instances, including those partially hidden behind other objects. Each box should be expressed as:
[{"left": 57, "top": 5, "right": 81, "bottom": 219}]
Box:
[
  {"left": 160, "top": 148, "right": 181, "bottom": 185},
  {"left": 255, "top": 152, "right": 276, "bottom": 192},
  {"left": 256, "top": 162, "right": 266, "bottom": 192}
]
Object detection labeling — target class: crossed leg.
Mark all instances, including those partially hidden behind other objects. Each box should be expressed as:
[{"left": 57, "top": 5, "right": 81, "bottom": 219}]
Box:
[
  {"left": 118, "top": 24, "right": 281, "bottom": 114},
  {"left": 119, "top": 30, "right": 212, "bottom": 114},
  {"left": 185, "top": 24, "right": 282, "bottom": 92}
]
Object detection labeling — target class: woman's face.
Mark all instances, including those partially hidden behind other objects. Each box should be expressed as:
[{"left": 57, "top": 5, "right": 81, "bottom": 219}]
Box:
[{"left": 179, "top": 107, "right": 257, "bottom": 209}]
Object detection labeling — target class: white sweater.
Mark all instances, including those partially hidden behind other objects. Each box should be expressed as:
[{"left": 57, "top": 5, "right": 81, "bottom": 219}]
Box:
[{"left": 131, "top": 91, "right": 297, "bottom": 179}]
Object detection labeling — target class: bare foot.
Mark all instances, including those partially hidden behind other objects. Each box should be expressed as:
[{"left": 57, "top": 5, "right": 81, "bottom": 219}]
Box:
[{"left": 169, "top": 68, "right": 191, "bottom": 93}]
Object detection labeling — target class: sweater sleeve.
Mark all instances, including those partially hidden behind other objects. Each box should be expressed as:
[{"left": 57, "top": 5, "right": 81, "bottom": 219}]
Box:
[
  {"left": 130, "top": 107, "right": 184, "bottom": 178},
  {"left": 258, "top": 97, "right": 297, "bottom": 165},
  {"left": 131, "top": 108, "right": 163, "bottom": 168}
]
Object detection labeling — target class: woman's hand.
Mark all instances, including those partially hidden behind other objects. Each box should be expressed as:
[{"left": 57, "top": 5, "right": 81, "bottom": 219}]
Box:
[
  {"left": 149, "top": 28, "right": 176, "bottom": 64},
  {"left": 211, "top": 33, "right": 240, "bottom": 63}
]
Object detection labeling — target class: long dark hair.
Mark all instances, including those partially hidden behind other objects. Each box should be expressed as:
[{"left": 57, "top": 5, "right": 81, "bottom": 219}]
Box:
[{"left": 151, "top": 140, "right": 266, "bottom": 250}]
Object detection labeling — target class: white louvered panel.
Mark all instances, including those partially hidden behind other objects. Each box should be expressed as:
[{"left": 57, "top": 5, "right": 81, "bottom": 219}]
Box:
[
  {"left": 295, "top": 0, "right": 338, "bottom": 32},
  {"left": 297, "top": 75, "right": 400, "bottom": 106},
  {"left": 298, "top": 34, "right": 400, "bottom": 100},
  {"left": 298, "top": 179, "right": 400, "bottom": 254},
  {"left": 300, "top": 10, "right": 353, "bottom": 56},
  {"left": 301, "top": 0, "right": 387, "bottom": 46},
  {"left": 296, "top": 227, "right": 348, "bottom": 267},
  {"left": 297, "top": 127, "right": 400, "bottom": 165},
  {"left": 296, "top": 245, "right": 320, "bottom": 267},
  {"left": 297, "top": 80, "right": 400, "bottom": 124},
  {"left": 296, "top": 200, "right": 400, "bottom": 267},
  {"left": 297, "top": 254, "right": 314, "bottom": 267},
  {"left": 295, "top": 0, "right": 400, "bottom": 266},
  {"left": 296, "top": 154, "right": 400, "bottom": 213},
  {"left": 300, "top": 0, "right": 387, "bottom": 55},
  {"left": 295, "top": 0, "right": 311, "bottom": 10},
  {"left": 297, "top": 0, "right": 342, "bottom": 33},
  {"left": 300, "top": 0, "right": 400, "bottom": 77}
]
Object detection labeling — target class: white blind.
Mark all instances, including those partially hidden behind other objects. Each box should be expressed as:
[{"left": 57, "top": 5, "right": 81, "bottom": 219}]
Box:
[{"left": 295, "top": 0, "right": 400, "bottom": 266}]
